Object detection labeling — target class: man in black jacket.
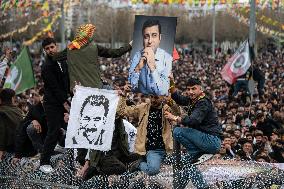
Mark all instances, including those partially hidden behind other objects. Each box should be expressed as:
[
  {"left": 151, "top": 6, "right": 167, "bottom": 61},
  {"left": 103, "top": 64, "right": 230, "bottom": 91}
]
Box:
[
  {"left": 40, "top": 38, "right": 71, "bottom": 173},
  {"left": 165, "top": 78, "right": 222, "bottom": 189},
  {"left": 165, "top": 78, "right": 222, "bottom": 159}
]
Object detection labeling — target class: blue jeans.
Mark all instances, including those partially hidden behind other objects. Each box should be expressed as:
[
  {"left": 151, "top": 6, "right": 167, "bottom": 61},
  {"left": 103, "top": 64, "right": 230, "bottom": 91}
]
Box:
[
  {"left": 139, "top": 149, "right": 166, "bottom": 176},
  {"left": 173, "top": 127, "right": 221, "bottom": 189},
  {"left": 173, "top": 127, "right": 221, "bottom": 157}
]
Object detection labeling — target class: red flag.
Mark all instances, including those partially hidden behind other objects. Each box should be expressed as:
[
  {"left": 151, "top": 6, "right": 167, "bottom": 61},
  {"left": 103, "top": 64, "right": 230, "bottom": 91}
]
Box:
[
  {"left": 172, "top": 47, "right": 180, "bottom": 62},
  {"left": 221, "top": 41, "right": 251, "bottom": 84}
]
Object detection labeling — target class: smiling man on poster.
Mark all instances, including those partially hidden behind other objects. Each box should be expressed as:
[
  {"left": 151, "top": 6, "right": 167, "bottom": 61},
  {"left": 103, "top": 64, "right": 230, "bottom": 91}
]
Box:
[{"left": 129, "top": 18, "right": 175, "bottom": 96}]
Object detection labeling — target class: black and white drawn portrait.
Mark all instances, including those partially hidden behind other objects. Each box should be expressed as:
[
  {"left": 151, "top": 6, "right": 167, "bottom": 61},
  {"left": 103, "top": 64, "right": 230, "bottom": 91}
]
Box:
[{"left": 65, "top": 86, "right": 119, "bottom": 151}]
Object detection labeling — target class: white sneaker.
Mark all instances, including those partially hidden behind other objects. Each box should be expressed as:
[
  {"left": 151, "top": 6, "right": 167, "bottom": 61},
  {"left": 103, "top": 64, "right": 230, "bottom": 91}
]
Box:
[
  {"left": 39, "top": 165, "right": 54, "bottom": 173},
  {"left": 193, "top": 154, "right": 213, "bottom": 165}
]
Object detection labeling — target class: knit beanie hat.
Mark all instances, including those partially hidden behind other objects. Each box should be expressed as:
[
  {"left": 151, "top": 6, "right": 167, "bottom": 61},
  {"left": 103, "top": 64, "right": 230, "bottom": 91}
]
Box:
[{"left": 68, "top": 24, "right": 96, "bottom": 50}]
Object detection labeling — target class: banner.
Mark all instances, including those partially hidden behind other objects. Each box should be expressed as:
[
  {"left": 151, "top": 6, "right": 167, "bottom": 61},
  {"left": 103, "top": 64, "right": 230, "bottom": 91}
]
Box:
[
  {"left": 221, "top": 40, "right": 251, "bottom": 84},
  {"left": 129, "top": 15, "right": 176, "bottom": 96},
  {"left": 65, "top": 86, "right": 120, "bottom": 151},
  {"left": 3, "top": 47, "right": 35, "bottom": 94},
  {"left": 123, "top": 119, "right": 137, "bottom": 153}
]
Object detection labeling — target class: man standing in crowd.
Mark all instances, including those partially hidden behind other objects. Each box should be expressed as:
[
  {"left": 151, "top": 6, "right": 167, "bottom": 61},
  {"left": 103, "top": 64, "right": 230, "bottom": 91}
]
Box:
[
  {"left": 0, "top": 88, "right": 23, "bottom": 160},
  {"left": 40, "top": 37, "right": 71, "bottom": 173},
  {"left": 129, "top": 19, "right": 172, "bottom": 96}
]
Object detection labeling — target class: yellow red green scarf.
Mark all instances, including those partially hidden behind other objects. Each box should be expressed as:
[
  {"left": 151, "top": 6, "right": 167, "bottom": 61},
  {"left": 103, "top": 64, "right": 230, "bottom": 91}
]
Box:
[{"left": 68, "top": 24, "right": 96, "bottom": 50}]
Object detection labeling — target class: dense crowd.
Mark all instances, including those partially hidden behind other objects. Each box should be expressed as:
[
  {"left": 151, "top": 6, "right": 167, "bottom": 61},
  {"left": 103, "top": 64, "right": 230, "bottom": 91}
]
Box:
[
  {"left": 0, "top": 41, "right": 283, "bottom": 187},
  {"left": 101, "top": 46, "right": 284, "bottom": 163}
]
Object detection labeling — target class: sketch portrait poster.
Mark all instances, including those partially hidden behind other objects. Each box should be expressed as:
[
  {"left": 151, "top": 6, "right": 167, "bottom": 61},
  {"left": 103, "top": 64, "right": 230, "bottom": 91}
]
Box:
[
  {"left": 65, "top": 86, "right": 119, "bottom": 151},
  {"left": 128, "top": 15, "right": 177, "bottom": 96}
]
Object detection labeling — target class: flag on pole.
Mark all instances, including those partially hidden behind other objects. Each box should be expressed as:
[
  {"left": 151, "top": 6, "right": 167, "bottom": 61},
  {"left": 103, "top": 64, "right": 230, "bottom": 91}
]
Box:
[
  {"left": 221, "top": 40, "right": 251, "bottom": 84},
  {"left": 4, "top": 47, "right": 35, "bottom": 94},
  {"left": 172, "top": 47, "right": 180, "bottom": 62}
]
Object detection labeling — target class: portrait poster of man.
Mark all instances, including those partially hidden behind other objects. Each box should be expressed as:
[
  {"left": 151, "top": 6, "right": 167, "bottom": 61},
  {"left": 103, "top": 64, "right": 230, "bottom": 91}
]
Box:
[
  {"left": 65, "top": 86, "right": 120, "bottom": 151},
  {"left": 129, "top": 15, "right": 177, "bottom": 96}
]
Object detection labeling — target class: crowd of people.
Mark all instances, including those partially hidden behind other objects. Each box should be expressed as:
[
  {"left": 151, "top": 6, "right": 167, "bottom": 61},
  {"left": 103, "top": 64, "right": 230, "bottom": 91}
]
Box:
[{"left": 0, "top": 30, "right": 284, "bottom": 188}]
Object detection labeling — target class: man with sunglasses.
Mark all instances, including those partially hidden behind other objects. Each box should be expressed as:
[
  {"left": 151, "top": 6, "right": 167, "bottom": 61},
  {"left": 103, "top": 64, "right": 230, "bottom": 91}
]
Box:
[{"left": 40, "top": 37, "right": 71, "bottom": 173}]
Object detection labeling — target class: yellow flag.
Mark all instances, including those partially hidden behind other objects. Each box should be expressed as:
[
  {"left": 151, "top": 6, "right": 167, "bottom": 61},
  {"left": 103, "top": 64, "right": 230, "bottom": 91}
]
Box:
[
  {"left": 188, "top": 0, "right": 193, "bottom": 6},
  {"left": 208, "top": 0, "right": 212, "bottom": 5},
  {"left": 42, "top": 1, "right": 49, "bottom": 11}
]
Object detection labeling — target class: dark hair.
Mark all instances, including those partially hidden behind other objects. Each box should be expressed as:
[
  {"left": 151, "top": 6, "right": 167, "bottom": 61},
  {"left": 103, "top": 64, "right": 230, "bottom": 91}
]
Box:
[
  {"left": 142, "top": 19, "right": 161, "bottom": 35},
  {"left": 242, "top": 139, "right": 253, "bottom": 146},
  {"left": 80, "top": 95, "right": 109, "bottom": 124},
  {"left": 255, "top": 132, "right": 263, "bottom": 137},
  {"left": 255, "top": 155, "right": 270, "bottom": 162},
  {"left": 0, "top": 88, "right": 15, "bottom": 104},
  {"left": 186, "top": 78, "right": 202, "bottom": 87},
  {"left": 42, "top": 37, "right": 56, "bottom": 48},
  {"left": 245, "top": 133, "right": 253, "bottom": 138}
]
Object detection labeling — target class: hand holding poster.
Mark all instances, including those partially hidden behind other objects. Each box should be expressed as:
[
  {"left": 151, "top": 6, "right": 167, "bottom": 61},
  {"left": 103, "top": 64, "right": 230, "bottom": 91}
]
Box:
[
  {"left": 129, "top": 15, "right": 177, "bottom": 96},
  {"left": 65, "top": 86, "right": 119, "bottom": 151}
]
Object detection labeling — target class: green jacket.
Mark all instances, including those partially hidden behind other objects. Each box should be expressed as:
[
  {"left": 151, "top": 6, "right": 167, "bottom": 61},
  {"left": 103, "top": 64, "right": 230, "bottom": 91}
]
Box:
[
  {"left": 0, "top": 105, "right": 23, "bottom": 151},
  {"left": 88, "top": 118, "right": 130, "bottom": 169},
  {"left": 53, "top": 43, "right": 132, "bottom": 90},
  {"left": 75, "top": 118, "right": 130, "bottom": 169}
]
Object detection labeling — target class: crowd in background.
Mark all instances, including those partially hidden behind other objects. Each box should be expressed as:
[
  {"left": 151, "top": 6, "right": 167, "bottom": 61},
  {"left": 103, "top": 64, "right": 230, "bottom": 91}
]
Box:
[{"left": 0, "top": 42, "right": 284, "bottom": 166}]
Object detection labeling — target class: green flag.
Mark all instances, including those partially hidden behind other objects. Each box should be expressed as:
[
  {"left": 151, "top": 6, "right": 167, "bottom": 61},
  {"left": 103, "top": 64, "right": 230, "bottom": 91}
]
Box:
[{"left": 4, "top": 47, "right": 35, "bottom": 94}]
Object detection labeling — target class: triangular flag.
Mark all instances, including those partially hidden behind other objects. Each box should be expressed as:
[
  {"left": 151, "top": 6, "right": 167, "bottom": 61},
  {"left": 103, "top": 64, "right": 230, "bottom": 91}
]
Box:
[{"left": 172, "top": 47, "right": 180, "bottom": 62}]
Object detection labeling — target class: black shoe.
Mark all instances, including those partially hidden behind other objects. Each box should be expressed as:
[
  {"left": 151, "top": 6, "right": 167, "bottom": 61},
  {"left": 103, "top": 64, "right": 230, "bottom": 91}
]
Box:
[
  {"left": 84, "top": 166, "right": 100, "bottom": 181},
  {"left": 128, "top": 159, "right": 142, "bottom": 173}
]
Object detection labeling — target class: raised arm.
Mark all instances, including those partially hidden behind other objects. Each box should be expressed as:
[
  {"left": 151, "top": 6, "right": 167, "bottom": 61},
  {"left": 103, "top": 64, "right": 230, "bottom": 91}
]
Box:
[
  {"left": 97, "top": 44, "right": 132, "bottom": 58},
  {"left": 128, "top": 51, "right": 143, "bottom": 92}
]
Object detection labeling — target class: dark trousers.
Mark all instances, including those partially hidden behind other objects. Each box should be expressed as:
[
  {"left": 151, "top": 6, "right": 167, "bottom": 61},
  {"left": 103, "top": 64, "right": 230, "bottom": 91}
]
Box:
[
  {"left": 99, "top": 152, "right": 141, "bottom": 175},
  {"left": 40, "top": 103, "right": 65, "bottom": 165},
  {"left": 257, "top": 77, "right": 265, "bottom": 97},
  {"left": 26, "top": 123, "right": 44, "bottom": 153},
  {"left": 84, "top": 152, "right": 141, "bottom": 181}
]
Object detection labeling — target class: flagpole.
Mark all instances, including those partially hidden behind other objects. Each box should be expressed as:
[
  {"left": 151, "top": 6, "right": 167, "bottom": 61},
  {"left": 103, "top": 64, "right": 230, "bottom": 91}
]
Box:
[
  {"left": 249, "top": 0, "right": 256, "bottom": 113},
  {"left": 60, "top": 0, "right": 65, "bottom": 50},
  {"left": 249, "top": 0, "right": 256, "bottom": 48},
  {"left": 212, "top": 3, "right": 216, "bottom": 59}
]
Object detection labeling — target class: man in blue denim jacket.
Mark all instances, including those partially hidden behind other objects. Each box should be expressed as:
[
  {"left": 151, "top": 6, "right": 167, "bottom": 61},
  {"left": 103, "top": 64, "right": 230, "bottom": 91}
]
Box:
[{"left": 129, "top": 19, "right": 172, "bottom": 96}]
